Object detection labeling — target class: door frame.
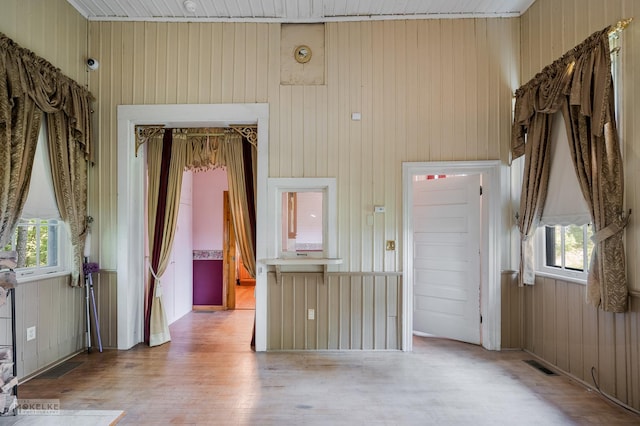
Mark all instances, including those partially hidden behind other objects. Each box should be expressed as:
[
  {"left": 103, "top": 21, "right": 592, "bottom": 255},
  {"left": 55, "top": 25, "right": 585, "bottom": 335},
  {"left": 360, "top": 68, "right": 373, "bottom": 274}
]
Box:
[
  {"left": 116, "top": 103, "right": 269, "bottom": 351},
  {"left": 402, "top": 160, "right": 503, "bottom": 351},
  {"left": 222, "top": 190, "right": 237, "bottom": 310}
]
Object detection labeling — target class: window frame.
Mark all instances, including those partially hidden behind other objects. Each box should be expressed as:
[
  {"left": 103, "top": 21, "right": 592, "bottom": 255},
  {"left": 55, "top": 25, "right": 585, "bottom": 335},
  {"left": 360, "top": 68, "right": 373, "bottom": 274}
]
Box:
[
  {"left": 4, "top": 219, "right": 69, "bottom": 282},
  {"left": 535, "top": 224, "right": 590, "bottom": 284}
]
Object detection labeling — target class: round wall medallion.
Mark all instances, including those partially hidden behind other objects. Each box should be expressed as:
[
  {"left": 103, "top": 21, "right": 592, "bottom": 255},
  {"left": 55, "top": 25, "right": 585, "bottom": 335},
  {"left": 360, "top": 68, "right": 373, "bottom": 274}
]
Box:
[{"left": 294, "top": 45, "right": 312, "bottom": 64}]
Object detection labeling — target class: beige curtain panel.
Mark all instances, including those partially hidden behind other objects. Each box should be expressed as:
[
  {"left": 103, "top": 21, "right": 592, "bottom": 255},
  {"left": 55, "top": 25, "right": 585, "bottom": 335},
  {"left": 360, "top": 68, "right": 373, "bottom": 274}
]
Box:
[
  {"left": 146, "top": 130, "right": 187, "bottom": 347},
  {"left": 511, "top": 26, "right": 628, "bottom": 312},
  {"left": 222, "top": 133, "right": 257, "bottom": 279},
  {"left": 0, "top": 33, "right": 92, "bottom": 286}
]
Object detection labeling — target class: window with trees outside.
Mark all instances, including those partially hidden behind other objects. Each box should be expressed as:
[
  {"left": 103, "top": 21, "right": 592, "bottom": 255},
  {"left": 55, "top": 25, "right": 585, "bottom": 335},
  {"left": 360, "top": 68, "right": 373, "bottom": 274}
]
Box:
[
  {"left": 3, "top": 117, "right": 68, "bottom": 280},
  {"left": 3, "top": 219, "right": 65, "bottom": 277},
  {"left": 537, "top": 225, "right": 594, "bottom": 281}
]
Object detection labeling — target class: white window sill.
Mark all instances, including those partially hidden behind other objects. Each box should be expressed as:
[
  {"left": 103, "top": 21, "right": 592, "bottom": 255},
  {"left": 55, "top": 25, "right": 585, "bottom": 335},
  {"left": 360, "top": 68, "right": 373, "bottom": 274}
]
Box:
[
  {"left": 17, "top": 270, "right": 71, "bottom": 284},
  {"left": 535, "top": 269, "right": 587, "bottom": 286}
]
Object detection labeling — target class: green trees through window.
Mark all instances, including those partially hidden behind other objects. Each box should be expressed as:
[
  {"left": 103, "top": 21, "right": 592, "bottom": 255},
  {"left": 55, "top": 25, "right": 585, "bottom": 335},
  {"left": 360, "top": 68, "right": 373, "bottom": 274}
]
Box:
[
  {"left": 544, "top": 224, "right": 594, "bottom": 272},
  {"left": 2, "top": 219, "right": 59, "bottom": 269}
]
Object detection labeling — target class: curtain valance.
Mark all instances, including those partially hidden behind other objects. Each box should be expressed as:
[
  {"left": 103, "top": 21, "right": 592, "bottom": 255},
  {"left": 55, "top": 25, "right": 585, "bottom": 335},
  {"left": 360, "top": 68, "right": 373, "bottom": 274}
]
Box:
[
  {"left": 0, "top": 33, "right": 93, "bottom": 159},
  {"left": 512, "top": 27, "right": 612, "bottom": 159}
]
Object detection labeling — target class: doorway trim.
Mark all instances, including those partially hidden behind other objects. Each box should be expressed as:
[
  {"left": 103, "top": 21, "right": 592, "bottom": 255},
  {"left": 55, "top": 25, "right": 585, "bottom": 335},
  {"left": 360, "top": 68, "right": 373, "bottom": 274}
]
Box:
[
  {"left": 117, "top": 103, "right": 269, "bottom": 351},
  {"left": 402, "top": 160, "right": 502, "bottom": 352}
]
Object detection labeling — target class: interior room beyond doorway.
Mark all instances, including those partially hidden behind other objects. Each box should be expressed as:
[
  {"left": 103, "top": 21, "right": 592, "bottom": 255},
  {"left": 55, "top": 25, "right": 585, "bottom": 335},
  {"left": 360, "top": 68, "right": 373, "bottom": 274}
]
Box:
[{"left": 159, "top": 165, "right": 255, "bottom": 327}]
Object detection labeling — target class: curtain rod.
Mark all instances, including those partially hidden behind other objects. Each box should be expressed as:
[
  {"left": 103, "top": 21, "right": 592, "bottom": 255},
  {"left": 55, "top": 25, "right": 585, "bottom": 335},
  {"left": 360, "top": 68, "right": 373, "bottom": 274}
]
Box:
[
  {"left": 609, "top": 17, "right": 633, "bottom": 36},
  {"left": 185, "top": 132, "right": 226, "bottom": 137}
]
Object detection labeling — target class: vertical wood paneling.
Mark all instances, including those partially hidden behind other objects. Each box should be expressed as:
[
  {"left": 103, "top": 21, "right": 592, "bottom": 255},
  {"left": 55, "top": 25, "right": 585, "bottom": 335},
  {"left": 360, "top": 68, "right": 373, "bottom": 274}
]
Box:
[
  {"left": 630, "top": 298, "right": 640, "bottom": 409},
  {"left": 566, "top": 283, "right": 583, "bottom": 378},
  {"left": 541, "top": 278, "right": 556, "bottom": 363},
  {"left": 500, "top": 271, "right": 522, "bottom": 349},
  {"left": 339, "top": 276, "right": 350, "bottom": 348},
  {"left": 267, "top": 272, "right": 401, "bottom": 350},
  {"left": 12, "top": 276, "right": 84, "bottom": 379},
  {"left": 0, "top": 0, "right": 88, "bottom": 85},
  {"left": 373, "top": 276, "right": 386, "bottom": 349},
  {"left": 92, "top": 271, "right": 118, "bottom": 349},
  {"left": 555, "top": 281, "right": 569, "bottom": 371},
  {"left": 523, "top": 278, "right": 640, "bottom": 411}
]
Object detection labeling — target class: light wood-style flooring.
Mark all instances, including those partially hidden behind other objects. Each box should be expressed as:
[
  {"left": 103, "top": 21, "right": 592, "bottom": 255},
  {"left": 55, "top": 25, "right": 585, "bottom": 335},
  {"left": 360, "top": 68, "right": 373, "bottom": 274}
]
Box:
[
  {"left": 234, "top": 284, "right": 255, "bottom": 310},
  {"left": 19, "top": 308, "right": 640, "bottom": 425}
]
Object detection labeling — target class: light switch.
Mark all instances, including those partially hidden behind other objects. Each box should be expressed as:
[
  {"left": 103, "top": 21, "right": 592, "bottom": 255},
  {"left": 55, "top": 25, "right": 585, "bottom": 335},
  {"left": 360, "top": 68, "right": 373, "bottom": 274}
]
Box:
[{"left": 386, "top": 240, "right": 395, "bottom": 251}]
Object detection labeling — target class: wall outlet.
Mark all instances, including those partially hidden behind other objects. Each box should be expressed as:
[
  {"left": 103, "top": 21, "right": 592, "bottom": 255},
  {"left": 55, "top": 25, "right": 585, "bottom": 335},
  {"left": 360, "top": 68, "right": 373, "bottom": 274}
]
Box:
[
  {"left": 26, "top": 326, "right": 36, "bottom": 341},
  {"left": 308, "top": 309, "right": 315, "bottom": 320}
]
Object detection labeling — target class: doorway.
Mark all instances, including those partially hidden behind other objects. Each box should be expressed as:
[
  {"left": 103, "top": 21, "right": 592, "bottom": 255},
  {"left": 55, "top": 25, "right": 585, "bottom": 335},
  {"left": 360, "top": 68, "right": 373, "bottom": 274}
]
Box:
[
  {"left": 116, "top": 103, "right": 269, "bottom": 351},
  {"left": 402, "top": 161, "right": 502, "bottom": 352}
]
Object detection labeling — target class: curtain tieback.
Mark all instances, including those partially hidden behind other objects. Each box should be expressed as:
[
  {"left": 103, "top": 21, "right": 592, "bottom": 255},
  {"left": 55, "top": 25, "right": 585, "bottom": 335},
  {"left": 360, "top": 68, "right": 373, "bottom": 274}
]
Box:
[
  {"left": 148, "top": 261, "right": 163, "bottom": 298},
  {"left": 591, "top": 210, "right": 631, "bottom": 244}
]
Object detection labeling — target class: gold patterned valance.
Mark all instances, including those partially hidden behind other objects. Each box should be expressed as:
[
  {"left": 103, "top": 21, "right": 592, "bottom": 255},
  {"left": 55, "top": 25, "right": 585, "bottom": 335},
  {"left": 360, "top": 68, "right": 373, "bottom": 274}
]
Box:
[
  {"left": 135, "top": 125, "right": 257, "bottom": 157},
  {"left": 134, "top": 126, "right": 257, "bottom": 172}
]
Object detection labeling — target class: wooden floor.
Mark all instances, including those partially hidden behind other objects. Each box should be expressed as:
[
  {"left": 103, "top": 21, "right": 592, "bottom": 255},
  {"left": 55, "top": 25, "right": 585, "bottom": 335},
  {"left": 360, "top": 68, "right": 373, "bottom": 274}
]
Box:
[
  {"left": 19, "top": 309, "right": 640, "bottom": 425},
  {"left": 235, "top": 284, "right": 255, "bottom": 310}
]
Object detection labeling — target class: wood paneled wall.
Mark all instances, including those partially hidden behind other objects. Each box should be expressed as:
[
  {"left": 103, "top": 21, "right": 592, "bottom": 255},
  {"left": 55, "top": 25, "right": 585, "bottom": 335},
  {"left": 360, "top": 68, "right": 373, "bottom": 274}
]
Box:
[
  {"left": 0, "top": 0, "right": 89, "bottom": 86},
  {"left": 0, "top": 271, "right": 117, "bottom": 381},
  {"left": 523, "top": 279, "right": 640, "bottom": 411},
  {"left": 501, "top": 271, "right": 523, "bottom": 349},
  {"left": 0, "top": 276, "right": 85, "bottom": 379},
  {"left": 520, "top": 0, "right": 640, "bottom": 411},
  {"left": 89, "top": 18, "right": 518, "bottom": 273},
  {"left": 267, "top": 272, "right": 401, "bottom": 350},
  {"left": 92, "top": 271, "right": 118, "bottom": 349}
]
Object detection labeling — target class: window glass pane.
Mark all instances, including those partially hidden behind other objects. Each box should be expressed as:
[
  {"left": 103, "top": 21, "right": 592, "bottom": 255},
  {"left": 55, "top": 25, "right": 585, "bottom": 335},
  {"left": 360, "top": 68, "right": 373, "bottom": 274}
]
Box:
[
  {"left": 544, "top": 226, "right": 562, "bottom": 268},
  {"left": 24, "top": 221, "right": 38, "bottom": 267},
  {"left": 564, "top": 224, "right": 584, "bottom": 271},
  {"left": 586, "top": 224, "right": 595, "bottom": 264},
  {"left": 39, "top": 222, "right": 49, "bottom": 266},
  {"left": 7, "top": 218, "right": 60, "bottom": 270}
]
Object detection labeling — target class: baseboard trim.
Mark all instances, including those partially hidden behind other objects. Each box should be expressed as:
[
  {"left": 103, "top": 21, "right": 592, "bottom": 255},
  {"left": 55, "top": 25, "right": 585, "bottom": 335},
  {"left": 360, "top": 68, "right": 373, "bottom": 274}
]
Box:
[{"left": 192, "top": 305, "right": 226, "bottom": 311}]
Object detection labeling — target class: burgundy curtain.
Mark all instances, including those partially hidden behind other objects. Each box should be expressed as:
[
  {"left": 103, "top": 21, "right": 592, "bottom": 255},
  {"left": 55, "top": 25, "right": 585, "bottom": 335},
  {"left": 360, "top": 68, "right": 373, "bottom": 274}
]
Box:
[{"left": 145, "top": 130, "right": 173, "bottom": 344}]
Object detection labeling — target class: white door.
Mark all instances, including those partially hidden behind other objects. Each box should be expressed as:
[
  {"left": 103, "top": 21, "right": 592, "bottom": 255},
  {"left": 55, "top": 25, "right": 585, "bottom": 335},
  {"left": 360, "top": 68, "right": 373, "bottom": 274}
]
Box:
[{"left": 412, "top": 174, "right": 481, "bottom": 344}]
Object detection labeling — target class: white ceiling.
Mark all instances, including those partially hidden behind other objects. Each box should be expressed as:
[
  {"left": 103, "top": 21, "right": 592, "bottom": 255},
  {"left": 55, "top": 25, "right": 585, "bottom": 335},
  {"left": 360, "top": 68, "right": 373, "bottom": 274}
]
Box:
[{"left": 67, "top": 0, "right": 535, "bottom": 22}]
